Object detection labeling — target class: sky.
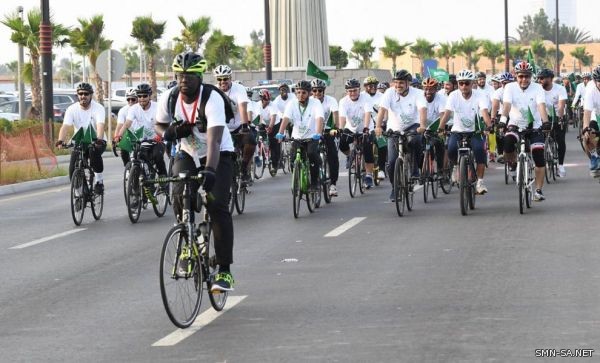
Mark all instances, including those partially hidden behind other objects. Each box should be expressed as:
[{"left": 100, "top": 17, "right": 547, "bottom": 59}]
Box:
[{"left": 1, "top": 0, "right": 599, "bottom": 66}]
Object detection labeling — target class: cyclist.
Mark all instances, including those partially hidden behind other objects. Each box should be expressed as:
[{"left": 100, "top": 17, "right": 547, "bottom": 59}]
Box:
[
  {"left": 56, "top": 82, "right": 106, "bottom": 195},
  {"left": 537, "top": 68, "right": 568, "bottom": 177},
  {"left": 362, "top": 75, "right": 387, "bottom": 181},
  {"left": 276, "top": 80, "right": 325, "bottom": 191},
  {"left": 155, "top": 52, "right": 236, "bottom": 292},
  {"left": 572, "top": 72, "right": 591, "bottom": 109},
  {"left": 214, "top": 64, "right": 255, "bottom": 185},
  {"left": 252, "top": 89, "right": 280, "bottom": 172},
  {"left": 422, "top": 77, "right": 446, "bottom": 171},
  {"left": 311, "top": 78, "right": 340, "bottom": 196},
  {"left": 273, "top": 83, "right": 297, "bottom": 122},
  {"left": 339, "top": 78, "right": 376, "bottom": 188},
  {"left": 499, "top": 61, "right": 551, "bottom": 201},
  {"left": 375, "top": 70, "right": 427, "bottom": 201},
  {"left": 582, "top": 65, "right": 600, "bottom": 177},
  {"left": 490, "top": 72, "right": 515, "bottom": 165},
  {"left": 438, "top": 70, "right": 492, "bottom": 195},
  {"left": 377, "top": 82, "right": 389, "bottom": 94},
  {"left": 114, "top": 88, "right": 138, "bottom": 166},
  {"left": 490, "top": 74, "right": 502, "bottom": 91}
]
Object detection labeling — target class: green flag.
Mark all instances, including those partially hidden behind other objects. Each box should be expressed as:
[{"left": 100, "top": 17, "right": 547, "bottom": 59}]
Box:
[
  {"left": 306, "top": 59, "right": 331, "bottom": 86},
  {"left": 325, "top": 112, "right": 335, "bottom": 129},
  {"left": 118, "top": 128, "right": 144, "bottom": 152},
  {"left": 429, "top": 68, "right": 449, "bottom": 82},
  {"left": 427, "top": 118, "right": 441, "bottom": 132},
  {"left": 527, "top": 106, "right": 535, "bottom": 128},
  {"left": 83, "top": 125, "right": 97, "bottom": 144},
  {"left": 474, "top": 113, "right": 486, "bottom": 134},
  {"left": 71, "top": 127, "right": 84, "bottom": 144},
  {"left": 596, "top": 113, "right": 600, "bottom": 124},
  {"left": 252, "top": 115, "right": 260, "bottom": 126},
  {"left": 527, "top": 49, "right": 537, "bottom": 74}
]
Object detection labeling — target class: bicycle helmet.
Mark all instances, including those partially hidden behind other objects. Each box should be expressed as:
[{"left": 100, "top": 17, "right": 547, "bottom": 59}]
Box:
[
  {"left": 537, "top": 68, "right": 554, "bottom": 79},
  {"left": 295, "top": 80, "right": 312, "bottom": 91},
  {"left": 172, "top": 52, "right": 207, "bottom": 74},
  {"left": 514, "top": 61, "right": 533, "bottom": 74},
  {"left": 167, "top": 80, "right": 177, "bottom": 89},
  {"left": 344, "top": 78, "right": 361, "bottom": 89},
  {"left": 311, "top": 79, "right": 327, "bottom": 89},
  {"left": 476, "top": 71, "right": 486, "bottom": 79},
  {"left": 592, "top": 66, "right": 600, "bottom": 81},
  {"left": 258, "top": 89, "right": 271, "bottom": 100},
  {"left": 499, "top": 72, "right": 514, "bottom": 83},
  {"left": 363, "top": 76, "right": 379, "bottom": 85},
  {"left": 421, "top": 77, "right": 439, "bottom": 88},
  {"left": 76, "top": 82, "right": 94, "bottom": 93},
  {"left": 135, "top": 83, "right": 152, "bottom": 95},
  {"left": 490, "top": 73, "right": 502, "bottom": 83},
  {"left": 393, "top": 69, "right": 412, "bottom": 81},
  {"left": 377, "top": 82, "right": 388, "bottom": 90},
  {"left": 582, "top": 72, "right": 592, "bottom": 79},
  {"left": 213, "top": 64, "right": 233, "bottom": 77},
  {"left": 125, "top": 88, "right": 137, "bottom": 98},
  {"left": 411, "top": 78, "right": 421, "bottom": 86},
  {"left": 456, "top": 69, "right": 475, "bottom": 81}
]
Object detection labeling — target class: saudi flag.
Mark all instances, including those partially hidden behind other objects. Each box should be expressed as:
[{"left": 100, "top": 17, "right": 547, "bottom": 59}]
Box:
[
  {"left": 427, "top": 118, "right": 441, "bottom": 132},
  {"left": 527, "top": 49, "right": 537, "bottom": 74},
  {"left": 252, "top": 115, "right": 260, "bottom": 126},
  {"left": 306, "top": 59, "right": 331, "bottom": 86},
  {"left": 325, "top": 112, "right": 335, "bottom": 129},
  {"left": 72, "top": 125, "right": 96, "bottom": 145},
  {"left": 474, "top": 113, "right": 486, "bottom": 134},
  {"left": 527, "top": 106, "right": 535, "bottom": 128},
  {"left": 429, "top": 68, "right": 450, "bottom": 82},
  {"left": 118, "top": 128, "right": 144, "bottom": 152}
]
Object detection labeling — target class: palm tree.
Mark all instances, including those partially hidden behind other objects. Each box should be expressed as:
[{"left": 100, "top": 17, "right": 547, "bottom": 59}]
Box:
[
  {"left": 457, "top": 36, "right": 480, "bottom": 70},
  {"left": 380, "top": 36, "right": 411, "bottom": 75},
  {"left": 436, "top": 42, "right": 457, "bottom": 73},
  {"left": 173, "top": 16, "right": 211, "bottom": 53},
  {"left": 570, "top": 46, "right": 592, "bottom": 73},
  {"left": 203, "top": 29, "right": 243, "bottom": 69},
  {"left": 69, "top": 15, "right": 112, "bottom": 103},
  {"left": 560, "top": 25, "right": 592, "bottom": 44},
  {"left": 409, "top": 38, "right": 435, "bottom": 76},
  {"left": 529, "top": 39, "right": 547, "bottom": 68},
  {"left": 508, "top": 45, "right": 526, "bottom": 67},
  {"left": 544, "top": 47, "right": 564, "bottom": 71},
  {"left": 480, "top": 40, "right": 504, "bottom": 74},
  {"left": 131, "top": 16, "right": 166, "bottom": 100},
  {"left": 2, "top": 9, "right": 69, "bottom": 117},
  {"left": 350, "top": 39, "right": 375, "bottom": 69}
]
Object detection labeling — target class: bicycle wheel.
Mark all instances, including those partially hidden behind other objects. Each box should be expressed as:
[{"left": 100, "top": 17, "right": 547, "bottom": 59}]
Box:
[
  {"left": 459, "top": 156, "right": 469, "bottom": 216},
  {"left": 253, "top": 149, "right": 265, "bottom": 180},
  {"left": 228, "top": 178, "right": 237, "bottom": 215},
  {"left": 123, "top": 162, "right": 131, "bottom": 201},
  {"left": 235, "top": 182, "right": 246, "bottom": 215},
  {"left": 348, "top": 151, "right": 357, "bottom": 198},
  {"left": 440, "top": 163, "right": 452, "bottom": 194},
  {"left": 518, "top": 158, "right": 525, "bottom": 214},
  {"left": 153, "top": 181, "right": 169, "bottom": 217},
  {"left": 292, "top": 161, "right": 301, "bottom": 218},
  {"left": 468, "top": 160, "right": 476, "bottom": 210},
  {"left": 504, "top": 160, "right": 509, "bottom": 184},
  {"left": 525, "top": 160, "right": 533, "bottom": 209},
  {"left": 321, "top": 152, "right": 332, "bottom": 204},
  {"left": 70, "top": 169, "right": 86, "bottom": 226},
  {"left": 431, "top": 157, "right": 439, "bottom": 199},
  {"left": 357, "top": 152, "right": 365, "bottom": 194},
  {"left": 89, "top": 171, "right": 103, "bottom": 220},
  {"left": 126, "top": 164, "right": 143, "bottom": 223},
  {"left": 159, "top": 225, "right": 203, "bottom": 328},
  {"left": 373, "top": 144, "right": 380, "bottom": 187},
  {"left": 551, "top": 140, "right": 559, "bottom": 181},
  {"left": 405, "top": 158, "right": 414, "bottom": 211},
  {"left": 205, "top": 223, "right": 228, "bottom": 311},
  {"left": 394, "top": 158, "right": 405, "bottom": 217},
  {"left": 422, "top": 150, "right": 431, "bottom": 203},
  {"left": 544, "top": 137, "right": 553, "bottom": 184}
]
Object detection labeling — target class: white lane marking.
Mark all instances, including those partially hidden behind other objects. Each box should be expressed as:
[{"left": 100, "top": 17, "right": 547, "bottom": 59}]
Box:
[
  {"left": 413, "top": 185, "right": 423, "bottom": 192},
  {"left": 324, "top": 217, "right": 367, "bottom": 237},
  {"left": 152, "top": 295, "right": 247, "bottom": 347},
  {"left": 9, "top": 228, "right": 87, "bottom": 250},
  {"left": 0, "top": 187, "right": 68, "bottom": 203}
]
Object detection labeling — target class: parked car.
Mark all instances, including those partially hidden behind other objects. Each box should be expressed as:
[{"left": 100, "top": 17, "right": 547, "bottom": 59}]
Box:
[
  {"left": 0, "top": 94, "right": 17, "bottom": 103},
  {"left": 0, "top": 100, "right": 62, "bottom": 122}
]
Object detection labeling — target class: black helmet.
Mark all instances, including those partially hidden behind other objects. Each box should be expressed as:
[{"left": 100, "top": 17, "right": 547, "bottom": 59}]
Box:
[
  {"left": 76, "top": 82, "right": 93, "bottom": 93},
  {"left": 393, "top": 69, "right": 412, "bottom": 82},
  {"left": 592, "top": 66, "right": 600, "bottom": 81},
  {"left": 344, "top": 78, "right": 361, "bottom": 89},
  {"left": 279, "top": 83, "right": 290, "bottom": 91},
  {"left": 135, "top": 83, "right": 152, "bottom": 95},
  {"left": 167, "top": 80, "right": 178, "bottom": 89},
  {"left": 537, "top": 68, "right": 554, "bottom": 79},
  {"left": 172, "top": 52, "right": 208, "bottom": 74},
  {"left": 295, "top": 80, "right": 311, "bottom": 91},
  {"left": 476, "top": 71, "right": 486, "bottom": 79}
]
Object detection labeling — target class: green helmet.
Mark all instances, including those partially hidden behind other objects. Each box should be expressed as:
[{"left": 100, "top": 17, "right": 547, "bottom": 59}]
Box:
[{"left": 172, "top": 52, "right": 208, "bottom": 74}]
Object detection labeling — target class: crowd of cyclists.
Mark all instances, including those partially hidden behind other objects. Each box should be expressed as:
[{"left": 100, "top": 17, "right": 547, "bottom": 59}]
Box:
[{"left": 53, "top": 49, "right": 600, "bottom": 294}]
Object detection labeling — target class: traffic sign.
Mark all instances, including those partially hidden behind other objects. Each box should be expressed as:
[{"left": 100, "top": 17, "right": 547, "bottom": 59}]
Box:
[{"left": 96, "top": 49, "right": 126, "bottom": 81}]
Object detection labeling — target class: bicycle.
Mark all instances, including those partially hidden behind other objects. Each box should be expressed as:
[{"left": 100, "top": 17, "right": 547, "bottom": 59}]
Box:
[
  {"left": 290, "top": 138, "right": 318, "bottom": 218},
  {"left": 279, "top": 136, "right": 292, "bottom": 175},
  {"left": 421, "top": 130, "right": 440, "bottom": 203},
  {"left": 66, "top": 142, "right": 104, "bottom": 226},
  {"left": 229, "top": 134, "right": 249, "bottom": 215},
  {"left": 438, "top": 128, "right": 454, "bottom": 194},
  {"left": 153, "top": 171, "right": 227, "bottom": 328},
  {"left": 515, "top": 128, "right": 535, "bottom": 214},
  {"left": 314, "top": 139, "right": 332, "bottom": 208},
  {"left": 388, "top": 130, "right": 417, "bottom": 217},
  {"left": 455, "top": 132, "right": 477, "bottom": 216},
  {"left": 543, "top": 123, "right": 559, "bottom": 184},
  {"left": 253, "top": 126, "right": 274, "bottom": 179},
  {"left": 124, "top": 139, "right": 169, "bottom": 224},
  {"left": 346, "top": 131, "right": 366, "bottom": 198}
]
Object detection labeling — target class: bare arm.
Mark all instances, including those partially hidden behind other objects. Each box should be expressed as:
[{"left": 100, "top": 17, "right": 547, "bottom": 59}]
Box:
[
  {"left": 439, "top": 110, "right": 452, "bottom": 130},
  {"left": 557, "top": 99, "right": 566, "bottom": 118},
  {"left": 205, "top": 125, "right": 223, "bottom": 171},
  {"left": 96, "top": 122, "right": 105, "bottom": 140},
  {"left": 239, "top": 102, "right": 249, "bottom": 124},
  {"left": 332, "top": 111, "right": 339, "bottom": 129}
]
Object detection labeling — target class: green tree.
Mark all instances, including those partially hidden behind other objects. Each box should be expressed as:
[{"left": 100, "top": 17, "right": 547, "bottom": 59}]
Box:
[
  {"left": 544, "top": 47, "right": 564, "bottom": 71},
  {"left": 120, "top": 44, "right": 140, "bottom": 86},
  {"left": 457, "top": 36, "right": 480, "bottom": 70},
  {"left": 131, "top": 15, "right": 166, "bottom": 100},
  {"left": 55, "top": 57, "right": 80, "bottom": 87},
  {"left": 570, "top": 46, "right": 592, "bottom": 73},
  {"left": 69, "top": 15, "right": 112, "bottom": 103},
  {"left": 516, "top": 8, "right": 592, "bottom": 44},
  {"left": 329, "top": 45, "right": 348, "bottom": 69},
  {"left": 5, "top": 61, "right": 18, "bottom": 89},
  {"left": 155, "top": 45, "right": 175, "bottom": 86},
  {"left": 559, "top": 25, "right": 591, "bottom": 44},
  {"left": 409, "top": 38, "right": 435, "bottom": 76},
  {"left": 204, "top": 29, "right": 243, "bottom": 69},
  {"left": 436, "top": 42, "right": 459, "bottom": 73},
  {"left": 2, "top": 9, "right": 69, "bottom": 117},
  {"left": 480, "top": 40, "right": 504, "bottom": 74},
  {"left": 239, "top": 29, "right": 264, "bottom": 71},
  {"left": 350, "top": 39, "right": 375, "bottom": 69},
  {"left": 380, "top": 36, "right": 411, "bottom": 75},
  {"left": 529, "top": 39, "right": 548, "bottom": 68},
  {"left": 173, "top": 16, "right": 210, "bottom": 53}
]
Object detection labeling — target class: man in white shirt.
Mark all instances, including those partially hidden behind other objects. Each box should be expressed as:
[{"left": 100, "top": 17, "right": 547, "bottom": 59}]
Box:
[
  {"left": 251, "top": 89, "right": 280, "bottom": 174},
  {"left": 499, "top": 61, "right": 551, "bottom": 201},
  {"left": 572, "top": 72, "right": 591, "bottom": 108},
  {"left": 362, "top": 76, "right": 387, "bottom": 181},
  {"left": 422, "top": 77, "right": 447, "bottom": 172},
  {"left": 490, "top": 72, "right": 515, "bottom": 163},
  {"left": 114, "top": 88, "right": 137, "bottom": 166},
  {"left": 56, "top": 82, "right": 107, "bottom": 195},
  {"left": 273, "top": 83, "right": 297, "bottom": 124},
  {"left": 582, "top": 66, "right": 600, "bottom": 177}
]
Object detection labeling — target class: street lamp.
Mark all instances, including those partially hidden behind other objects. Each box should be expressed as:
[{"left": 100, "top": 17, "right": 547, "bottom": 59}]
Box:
[{"left": 17, "top": 6, "right": 25, "bottom": 121}]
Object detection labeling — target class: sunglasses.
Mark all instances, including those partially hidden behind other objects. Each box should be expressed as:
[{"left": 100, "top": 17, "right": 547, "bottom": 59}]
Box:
[
  {"left": 78, "top": 92, "right": 90, "bottom": 96},
  {"left": 137, "top": 94, "right": 149, "bottom": 98},
  {"left": 216, "top": 77, "right": 231, "bottom": 82},
  {"left": 458, "top": 81, "right": 472, "bottom": 86},
  {"left": 517, "top": 74, "right": 532, "bottom": 79},
  {"left": 127, "top": 98, "right": 137, "bottom": 102},
  {"left": 176, "top": 73, "right": 200, "bottom": 81},
  {"left": 296, "top": 90, "right": 309, "bottom": 95},
  {"left": 312, "top": 88, "right": 324, "bottom": 93}
]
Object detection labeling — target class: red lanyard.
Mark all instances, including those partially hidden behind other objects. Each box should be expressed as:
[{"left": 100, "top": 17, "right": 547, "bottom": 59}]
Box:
[{"left": 180, "top": 93, "right": 200, "bottom": 124}]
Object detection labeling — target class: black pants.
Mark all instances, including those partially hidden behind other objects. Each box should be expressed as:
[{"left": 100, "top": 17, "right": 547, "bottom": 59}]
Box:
[
  {"left": 171, "top": 152, "right": 235, "bottom": 265},
  {"left": 140, "top": 143, "right": 167, "bottom": 176},
  {"left": 267, "top": 123, "right": 281, "bottom": 169},
  {"left": 323, "top": 133, "right": 339, "bottom": 185},
  {"left": 291, "top": 140, "right": 320, "bottom": 187},
  {"left": 69, "top": 143, "right": 106, "bottom": 179},
  {"left": 552, "top": 123, "right": 567, "bottom": 165},
  {"left": 377, "top": 142, "right": 387, "bottom": 172},
  {"left": 120, "top": 150, "right": 130, "bottom": 167}
]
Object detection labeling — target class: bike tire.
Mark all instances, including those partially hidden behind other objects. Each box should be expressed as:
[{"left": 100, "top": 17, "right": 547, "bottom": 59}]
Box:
[
  {"left": 90, "top": 171, "right": 103, "bottom": 220},
  {"left": 373, "top": 145, "right": 380, "bottom": 187},
  {"left": 348, "top": 152, "right": 357, "bottom": 198},
  {"left": 123, "top": 161, "right": 131, "bottom": 201},
  {"left": 504, "top": 160, "right": 510, "bottom": 184},
  {"left": 468, "top": 160, "right": 476, "bottom": 210},
  {"left": 544, "top": 137, "right": 553, "bottom": 184},
  {"left": 357, "top": 153, "right": 365, "bottom": 194},
  {"left": 153, "top": 183, "right": 169, "bottom": 218},
  {"left": 292, "top": 160, "right": 301, "bottom": 218},
  {"left": 205, "top": 223, "right": 228, "bottom": 311},
  {"left": 394, "top": 158, "right": 405, "bottom": 217},
  {"left": 518, "top": 158, "right": 525, "bottom": 214},
  {"left": 526, "top": 159, "right": 533, "bottom": 209},
  {"left": 235, "top": 183, "right": 246, "bottom": 215},
  {"left": 159, "top": 225, "right": 203, "bottom": 328},
  {"left": 126, "top": 164, "right": 143, "bottom": 223},
  {"left": 552, "top": 140, "right": 559, "bottom": 181},
  {"left": 440, "top": 164, "right": 452, "bottom": 194},
  {"left": 70, "top": 169, "right": 86, "bottom": 226},
  {"left": 405, "top": 157, "right": 414, "bottom": 211},
  {"left": 422, "top": 150, "right": 430, "bottom": 203},
  {"left": 431, "top": 157, "right": 439, "bottom": 199},
  {"left": 459, "top": 156, "right": 469, "bottom": 216}
]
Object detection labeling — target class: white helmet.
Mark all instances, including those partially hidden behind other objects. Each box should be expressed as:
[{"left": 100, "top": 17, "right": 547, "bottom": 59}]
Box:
[
  {"left": 456, "top": 69, "right": 475, "bottom": 81},
  {"left": 125, "top": 88, "right": 137, "bottom": 98},
  {"left": 213, "top": 64, "right": 232, "bottom": 77}
]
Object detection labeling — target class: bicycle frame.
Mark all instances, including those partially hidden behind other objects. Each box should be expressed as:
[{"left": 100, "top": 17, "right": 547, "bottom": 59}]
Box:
[{"left": 292, "top": 139, "right": 311, "bottom": 194}]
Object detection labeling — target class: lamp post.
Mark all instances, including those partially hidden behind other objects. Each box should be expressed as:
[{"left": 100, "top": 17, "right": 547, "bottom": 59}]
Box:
[
  {"left": 70, "top": 52, "right": 74, "bottom": 87},
  {"left": 40, "top": 0, "right": 54, "bottom": 144},
  {"left": 264, "top": 0, "right": 272, "bottom": 80},
  {"left": 555, "top": 0, "right": 560, "bottom": 75},
  {"left": 17, "top": 6, "right": 25, "bottom": 121},
  {"left": 504, "top": 0, "right": 509, "bottom": 72}
]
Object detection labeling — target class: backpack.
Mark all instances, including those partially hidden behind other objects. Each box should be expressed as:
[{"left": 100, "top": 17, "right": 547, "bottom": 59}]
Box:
[{"left": 167, "top": 84, "right": 235, "bottom": 131}]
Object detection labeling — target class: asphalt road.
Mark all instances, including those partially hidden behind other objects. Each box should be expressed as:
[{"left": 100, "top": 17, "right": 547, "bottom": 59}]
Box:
[{"left": 1, "top": 131, "right": 599, "bottom": 362}]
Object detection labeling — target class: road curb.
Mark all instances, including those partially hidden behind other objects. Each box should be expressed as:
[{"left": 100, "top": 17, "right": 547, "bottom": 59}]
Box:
[{"left": 0, "top": 176, "right": 69, "bottom": 197}]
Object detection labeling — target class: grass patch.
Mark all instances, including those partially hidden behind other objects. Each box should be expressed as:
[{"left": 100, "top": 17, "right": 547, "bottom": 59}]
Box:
[{"left": 0, "top": 165, "right": 67, "bottom": 185}]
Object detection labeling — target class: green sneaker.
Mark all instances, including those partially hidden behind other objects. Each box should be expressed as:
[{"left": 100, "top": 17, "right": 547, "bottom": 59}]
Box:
[{"left": 211, "top": 272, "right": 235, "bottom": 292}]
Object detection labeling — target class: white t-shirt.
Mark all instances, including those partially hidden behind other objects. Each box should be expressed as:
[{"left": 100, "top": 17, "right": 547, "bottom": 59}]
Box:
[
  {"left": 314, "top": 94, "right": 339, "bottom": 129},
  {"left": 257, "top": 101, "right": 278, "bottom": 126},
  {"left": 542, "top": 83, "right": 568, "bottom": 118},
  {"left": 379, "top": 87, "right": 427, "bottom": 132},
  {"left": 477, "top": 84, "right": 494, "bottom": 109},
  {"left": 583, "top": 82, "right": 600, "bottom": 120},
  {"left": 273, "top": 93, "right": 297, "bottom": 119},
  {"left": 338, "top": 94, "right": 372, "bottom": 133},
  {"left": 572, "top": 82, "right": 587, "bottom": 105},
  {"left": 491, "top": 87, "right": 505, "bottom": 103},
  {"left": 221, "top": 82, "right": 249, "bottom": 131},
  {"left": 444, "top": 91, "right": 489, "bottom": 133},
  {"left": 63, "top": 100, "right": 106, "bottom": 139},
  {"left": 425, "top": 93, "right": 447, "bottom": 128},
  {"left": 503, "top": 82, "right": 546, "bottom": 129},
  {"left": 127, "top": 101, "right": 158, "bottom": 139},
  {"left": 156, "top": 86, "right": 234, "bottom": 165},
  {"left": 283, "top": 97, "right": 324, "bottom": 139},
  {"left": 362, "top": 91, "right": 384, "bottom": 128},
  {"left": 117, "top": 104, "right": 131, "bottom": 125}
]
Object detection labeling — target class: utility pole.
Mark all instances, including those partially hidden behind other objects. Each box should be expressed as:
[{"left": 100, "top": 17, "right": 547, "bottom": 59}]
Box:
[
  {"left": 504, "top": 0, "right": 510, "bottom": 72},
  {"left": 40, "top": 0, "right": 54, "bottom": 144},
  {"left": 264, "top": 0, "right": 272, "bottom": 80},
  {"left": 17, "top": 6, "right": 26, "bottom": 121},
  {"left": 70, "top": 52, "right": 74, "bottom": 87},
  {"left": 555, "top": 0, "right": 560, "bottom": 75}
]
